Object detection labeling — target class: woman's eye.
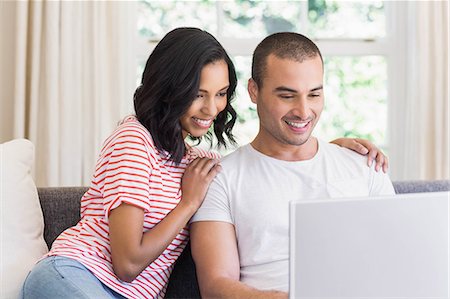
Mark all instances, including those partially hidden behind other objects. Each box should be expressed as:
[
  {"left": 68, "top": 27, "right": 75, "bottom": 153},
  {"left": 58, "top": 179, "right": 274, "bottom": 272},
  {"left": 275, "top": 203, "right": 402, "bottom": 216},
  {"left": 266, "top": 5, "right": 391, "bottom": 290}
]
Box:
[
  {"left": 217, "top": 92, "right": 227, "bottom": 97},
  {"left": 196, "top": 94, "right": 204, "bottom": 98}
]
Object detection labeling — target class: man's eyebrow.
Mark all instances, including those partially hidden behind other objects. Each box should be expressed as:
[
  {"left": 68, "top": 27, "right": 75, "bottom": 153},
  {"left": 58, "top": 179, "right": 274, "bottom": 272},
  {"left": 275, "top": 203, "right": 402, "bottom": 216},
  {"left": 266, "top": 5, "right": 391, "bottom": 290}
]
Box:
[
  {"left": 310, "top": 85, "right": 323, "bottom": 92},
  {"left": 273, "top": 86, "right": 298, "bottom": 93},
  {"left": 273, "top": 85, "right": 323, "bottom": 93}
]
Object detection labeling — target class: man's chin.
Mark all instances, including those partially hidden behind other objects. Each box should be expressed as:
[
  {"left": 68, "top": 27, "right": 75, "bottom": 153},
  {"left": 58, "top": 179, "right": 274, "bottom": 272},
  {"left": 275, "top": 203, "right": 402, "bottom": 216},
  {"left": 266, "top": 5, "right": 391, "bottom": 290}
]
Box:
[{"left": 284, "top": 135, "right": 314, "bottom": 147}]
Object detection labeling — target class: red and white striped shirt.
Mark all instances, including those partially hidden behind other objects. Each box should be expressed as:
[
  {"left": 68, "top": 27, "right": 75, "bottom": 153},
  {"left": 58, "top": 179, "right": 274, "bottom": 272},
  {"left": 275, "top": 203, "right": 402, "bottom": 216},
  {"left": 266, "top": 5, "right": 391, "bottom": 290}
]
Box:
[{"left": 48, "top": 116, "right": 220, "bottom": 298}]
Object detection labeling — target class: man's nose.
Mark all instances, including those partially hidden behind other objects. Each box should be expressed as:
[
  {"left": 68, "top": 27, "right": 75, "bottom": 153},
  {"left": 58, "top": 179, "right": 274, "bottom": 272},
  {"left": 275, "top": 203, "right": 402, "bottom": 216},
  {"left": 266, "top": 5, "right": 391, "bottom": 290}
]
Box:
[{"left": 293, "top": 98, "right": 309, "bottom": 119}]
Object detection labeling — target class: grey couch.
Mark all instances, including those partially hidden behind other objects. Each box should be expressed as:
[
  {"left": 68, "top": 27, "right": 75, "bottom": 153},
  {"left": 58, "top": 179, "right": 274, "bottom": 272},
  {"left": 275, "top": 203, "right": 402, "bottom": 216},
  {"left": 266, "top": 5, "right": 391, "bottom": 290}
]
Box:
[{"left": 38, "top": 180, "right": 449, "bottom": 298}]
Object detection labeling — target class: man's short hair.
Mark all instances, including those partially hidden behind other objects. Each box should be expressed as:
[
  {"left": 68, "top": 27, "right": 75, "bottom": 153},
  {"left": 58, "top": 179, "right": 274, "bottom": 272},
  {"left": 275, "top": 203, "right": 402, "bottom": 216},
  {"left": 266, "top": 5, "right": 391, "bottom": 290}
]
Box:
[{"left": 251, "top": 32, "right": 323, "bottom": 87}]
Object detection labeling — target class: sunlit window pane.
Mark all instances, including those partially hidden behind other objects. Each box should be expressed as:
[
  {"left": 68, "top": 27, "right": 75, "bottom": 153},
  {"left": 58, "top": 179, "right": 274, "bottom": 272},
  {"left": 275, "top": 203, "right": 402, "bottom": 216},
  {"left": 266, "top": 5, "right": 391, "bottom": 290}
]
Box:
[
  {"left": 138, "top": 1, "right": 217, "bottom": 39},
  {"left": 221, "top": 1, "right": 303, "bottom": 38},
  {"left": 318, "top": 56, "right": 387, "bottom": 145},
  {"left": 308, "top": 1, "right": 385, "bottom": 39},
  {"left": 232, "top": 56, "right": 257, "bottom": 147}
]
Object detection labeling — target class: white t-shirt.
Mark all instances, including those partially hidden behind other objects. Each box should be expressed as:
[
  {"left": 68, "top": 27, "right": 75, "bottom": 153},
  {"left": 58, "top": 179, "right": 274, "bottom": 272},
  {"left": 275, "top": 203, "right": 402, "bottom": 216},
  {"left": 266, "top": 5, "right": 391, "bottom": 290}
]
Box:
[{"left": 191, "top": 139, "right": 395, "bottom": 292}]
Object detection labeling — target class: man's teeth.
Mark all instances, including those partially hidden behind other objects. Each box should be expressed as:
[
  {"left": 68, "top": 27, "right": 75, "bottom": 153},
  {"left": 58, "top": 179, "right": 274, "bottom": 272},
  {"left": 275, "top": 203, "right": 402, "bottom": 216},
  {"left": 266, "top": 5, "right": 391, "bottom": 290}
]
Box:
[
  {"left": 286, "top": 120, "right": 308, "bottom": 128},
  {"left": 193, "top": 117, "right": 211, "bottom": 126}
]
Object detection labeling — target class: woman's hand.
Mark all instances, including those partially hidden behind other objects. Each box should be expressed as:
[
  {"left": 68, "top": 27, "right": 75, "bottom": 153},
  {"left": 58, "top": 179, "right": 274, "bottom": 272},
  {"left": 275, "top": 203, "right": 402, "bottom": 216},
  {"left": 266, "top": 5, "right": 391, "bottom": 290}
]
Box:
[
  {"left": 330, "top": 138, "right": 388, "bottom": 173},
  {"left": 180, "top": 157, "right": 222, "bottom": 212}
]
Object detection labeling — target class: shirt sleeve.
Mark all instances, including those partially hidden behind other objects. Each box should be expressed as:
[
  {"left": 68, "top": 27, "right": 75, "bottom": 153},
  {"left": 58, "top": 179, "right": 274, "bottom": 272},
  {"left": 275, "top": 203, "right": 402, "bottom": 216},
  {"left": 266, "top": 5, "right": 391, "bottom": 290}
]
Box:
[
  {"left": 100, "top": 131, "right": 153, "bottom": 219},
  {"left": 190, "top": 171, "right": 233, "bottom": 224}
]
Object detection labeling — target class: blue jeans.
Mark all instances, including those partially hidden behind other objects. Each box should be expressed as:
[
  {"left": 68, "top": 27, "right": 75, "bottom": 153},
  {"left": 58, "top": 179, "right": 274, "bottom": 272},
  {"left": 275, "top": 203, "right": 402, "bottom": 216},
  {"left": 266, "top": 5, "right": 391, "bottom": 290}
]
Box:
[{"left": 21, "top": 256, "right": 126, "bottom": 299}]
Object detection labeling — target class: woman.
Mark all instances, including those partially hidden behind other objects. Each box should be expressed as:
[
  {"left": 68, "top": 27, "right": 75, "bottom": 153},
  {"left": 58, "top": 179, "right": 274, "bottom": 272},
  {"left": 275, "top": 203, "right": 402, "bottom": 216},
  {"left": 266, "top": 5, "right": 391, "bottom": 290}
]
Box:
[{"left": 21, "top": 28, "right": 387, "bottom": 299}]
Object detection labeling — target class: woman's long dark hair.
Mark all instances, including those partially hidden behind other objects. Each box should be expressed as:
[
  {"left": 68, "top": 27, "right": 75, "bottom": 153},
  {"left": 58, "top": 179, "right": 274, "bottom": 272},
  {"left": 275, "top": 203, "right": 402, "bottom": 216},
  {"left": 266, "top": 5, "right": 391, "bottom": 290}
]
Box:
[{"left": 134, "top": 27, "right": 237, "bottom": 164}]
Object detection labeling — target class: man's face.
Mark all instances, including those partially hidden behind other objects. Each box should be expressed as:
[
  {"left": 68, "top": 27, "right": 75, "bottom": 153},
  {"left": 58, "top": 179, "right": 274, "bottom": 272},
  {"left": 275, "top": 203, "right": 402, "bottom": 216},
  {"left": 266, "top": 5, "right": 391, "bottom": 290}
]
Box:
[{"left": 248, "top": 54, "right": 324, "bottom": 150}]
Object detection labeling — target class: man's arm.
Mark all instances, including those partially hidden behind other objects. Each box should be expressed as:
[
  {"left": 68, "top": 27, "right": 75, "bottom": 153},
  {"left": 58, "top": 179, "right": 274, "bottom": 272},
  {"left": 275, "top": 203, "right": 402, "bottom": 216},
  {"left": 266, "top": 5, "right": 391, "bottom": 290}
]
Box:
[{"left": 190, "top": 221, "right": 288, "bottom": 299}]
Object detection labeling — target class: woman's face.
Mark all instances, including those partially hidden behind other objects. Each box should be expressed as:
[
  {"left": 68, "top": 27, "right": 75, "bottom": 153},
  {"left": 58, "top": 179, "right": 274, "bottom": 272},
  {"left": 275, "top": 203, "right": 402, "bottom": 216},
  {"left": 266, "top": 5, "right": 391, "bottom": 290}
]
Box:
[{"left": 180, "top": 60, "right": 229, "bottom": 139}]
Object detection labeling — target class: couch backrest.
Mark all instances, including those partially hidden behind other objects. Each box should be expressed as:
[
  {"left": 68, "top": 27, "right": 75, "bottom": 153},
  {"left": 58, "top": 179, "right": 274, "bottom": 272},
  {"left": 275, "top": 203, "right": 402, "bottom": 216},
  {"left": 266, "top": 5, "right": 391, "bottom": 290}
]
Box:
[
  {"left": 37, "top": 180, "right": 449, "bottom": 298},
  {"left": 38, "top": 187, "right": 86, "bottom": 247}
]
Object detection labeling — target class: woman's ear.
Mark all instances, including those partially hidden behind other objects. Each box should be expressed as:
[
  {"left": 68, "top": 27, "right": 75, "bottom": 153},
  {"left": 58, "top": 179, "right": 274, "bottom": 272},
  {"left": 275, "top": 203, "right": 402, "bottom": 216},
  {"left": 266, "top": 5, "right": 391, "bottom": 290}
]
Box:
[{"left": 248, "top": 78, "right": 259, "bottom": 104}]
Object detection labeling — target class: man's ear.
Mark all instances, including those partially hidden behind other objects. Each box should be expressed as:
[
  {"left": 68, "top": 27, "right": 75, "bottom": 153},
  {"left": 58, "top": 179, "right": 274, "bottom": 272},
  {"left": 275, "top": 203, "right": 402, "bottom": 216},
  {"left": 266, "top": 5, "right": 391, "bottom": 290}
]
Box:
[{"left": 248, "top": 78, "right": 259, "bottom": 104}]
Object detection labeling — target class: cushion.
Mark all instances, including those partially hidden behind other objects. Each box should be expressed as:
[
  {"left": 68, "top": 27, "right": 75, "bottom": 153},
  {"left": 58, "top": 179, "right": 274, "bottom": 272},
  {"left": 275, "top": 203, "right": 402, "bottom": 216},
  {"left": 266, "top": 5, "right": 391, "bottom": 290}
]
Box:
[{"left": 0, "top": 139, "right": 48, "bottom": 298}]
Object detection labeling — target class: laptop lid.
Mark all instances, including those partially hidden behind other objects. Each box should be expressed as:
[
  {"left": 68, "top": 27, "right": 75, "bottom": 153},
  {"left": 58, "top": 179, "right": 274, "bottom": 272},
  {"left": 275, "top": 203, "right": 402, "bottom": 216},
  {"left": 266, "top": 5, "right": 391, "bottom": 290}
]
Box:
[{"left": 289, "top": 192, "right": 449, "bottom": 298}]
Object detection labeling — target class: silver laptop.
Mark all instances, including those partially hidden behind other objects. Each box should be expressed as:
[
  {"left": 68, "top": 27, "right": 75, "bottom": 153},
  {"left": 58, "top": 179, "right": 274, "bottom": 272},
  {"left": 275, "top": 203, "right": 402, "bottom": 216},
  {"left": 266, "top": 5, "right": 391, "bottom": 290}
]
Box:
[{"left": 289, "top": 192, "right": 449, "bottom": 299}]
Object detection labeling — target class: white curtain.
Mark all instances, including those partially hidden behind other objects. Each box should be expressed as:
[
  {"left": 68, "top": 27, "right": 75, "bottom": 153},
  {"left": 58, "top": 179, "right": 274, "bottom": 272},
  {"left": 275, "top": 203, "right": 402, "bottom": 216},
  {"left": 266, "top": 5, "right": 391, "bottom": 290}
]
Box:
[
  {"left": 390, "top": 0, "right": 449, "bottom": 180},
  {"left": 0, "top": 1, "right": 136, "bottom": 187}
]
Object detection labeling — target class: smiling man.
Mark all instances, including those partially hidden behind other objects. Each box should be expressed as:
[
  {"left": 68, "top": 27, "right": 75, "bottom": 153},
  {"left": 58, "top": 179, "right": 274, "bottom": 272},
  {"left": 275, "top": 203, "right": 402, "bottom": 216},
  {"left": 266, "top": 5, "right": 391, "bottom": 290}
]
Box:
[{"left": 190, "top": 32, "right": 395, "bottom": 298}]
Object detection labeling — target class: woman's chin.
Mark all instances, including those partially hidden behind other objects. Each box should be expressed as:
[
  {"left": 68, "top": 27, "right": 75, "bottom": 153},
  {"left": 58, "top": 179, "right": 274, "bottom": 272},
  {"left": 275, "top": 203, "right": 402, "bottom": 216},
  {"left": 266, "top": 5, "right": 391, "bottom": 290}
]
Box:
[{"left": 188, "top": 129, "right": 209, "bottom": 138}]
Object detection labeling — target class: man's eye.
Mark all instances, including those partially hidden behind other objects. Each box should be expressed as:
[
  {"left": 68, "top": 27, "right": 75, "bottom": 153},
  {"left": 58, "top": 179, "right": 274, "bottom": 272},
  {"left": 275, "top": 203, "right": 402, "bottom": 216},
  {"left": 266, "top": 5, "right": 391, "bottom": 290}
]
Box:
[
  {"left": 279, "top": 95, "right": 294, "bottom": 99},
  {"left": 309, "top": 94, "right": 320, "bottom": 98}
]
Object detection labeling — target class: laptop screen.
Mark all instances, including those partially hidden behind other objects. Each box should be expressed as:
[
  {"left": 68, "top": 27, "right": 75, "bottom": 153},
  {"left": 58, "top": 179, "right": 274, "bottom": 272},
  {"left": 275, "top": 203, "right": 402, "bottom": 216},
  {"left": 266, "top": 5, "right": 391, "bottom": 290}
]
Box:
[{"left": 289, "top": 192, "right": 449, "bottom": 298}]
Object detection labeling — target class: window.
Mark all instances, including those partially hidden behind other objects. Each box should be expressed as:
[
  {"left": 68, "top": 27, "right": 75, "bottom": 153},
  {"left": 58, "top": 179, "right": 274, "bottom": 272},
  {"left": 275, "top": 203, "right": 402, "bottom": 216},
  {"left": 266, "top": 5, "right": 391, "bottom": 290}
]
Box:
[{"left": 136, "top": 1, "right": 400, "bottom": 154}]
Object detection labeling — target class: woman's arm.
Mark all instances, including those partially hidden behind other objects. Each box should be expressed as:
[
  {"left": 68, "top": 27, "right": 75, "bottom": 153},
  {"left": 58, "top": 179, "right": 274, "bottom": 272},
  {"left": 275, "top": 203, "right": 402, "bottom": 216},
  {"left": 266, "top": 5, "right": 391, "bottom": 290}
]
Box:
[
  {"left": 109, "top": 157, "right": 221, "bottom": 282},
  {"left": 331, "top": 138, "right": 388, "bottom": 173}
]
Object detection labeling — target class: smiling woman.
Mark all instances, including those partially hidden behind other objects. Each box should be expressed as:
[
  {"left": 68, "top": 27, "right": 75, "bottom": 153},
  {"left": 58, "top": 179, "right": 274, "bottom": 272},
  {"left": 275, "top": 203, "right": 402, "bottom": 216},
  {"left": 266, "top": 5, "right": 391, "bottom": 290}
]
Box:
[
  {"left": 20, "top": 27, "right": 238, "bottom": 299},
  {"left": 133, "top": 28, "right": 238, "bottom": 164}
]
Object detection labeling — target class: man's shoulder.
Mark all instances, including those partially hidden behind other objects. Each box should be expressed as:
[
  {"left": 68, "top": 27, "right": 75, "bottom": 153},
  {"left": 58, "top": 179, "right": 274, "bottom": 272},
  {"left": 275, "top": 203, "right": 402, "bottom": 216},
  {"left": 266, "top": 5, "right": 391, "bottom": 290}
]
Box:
[
  {"left": 318, "top": 139, "right": 375, "bottom": 178},
  {"left": 320, "top": 139, "right": 367, "bottom": 164},
  {"left": 221, "top": 144, "right": 251, "bottom": 165},
  {"left": 319, "top": 139, "right": 394, "bottom": 195},
  {"left": 212, "top": 144, "right": 253, "bottom": 182}
]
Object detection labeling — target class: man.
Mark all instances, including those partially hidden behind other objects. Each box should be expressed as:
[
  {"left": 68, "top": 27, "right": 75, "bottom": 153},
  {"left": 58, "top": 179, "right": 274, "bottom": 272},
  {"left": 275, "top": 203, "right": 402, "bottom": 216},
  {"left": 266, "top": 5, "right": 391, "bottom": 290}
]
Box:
[{"left": 190, "top": 32, "right": 395, "bottom": 298}]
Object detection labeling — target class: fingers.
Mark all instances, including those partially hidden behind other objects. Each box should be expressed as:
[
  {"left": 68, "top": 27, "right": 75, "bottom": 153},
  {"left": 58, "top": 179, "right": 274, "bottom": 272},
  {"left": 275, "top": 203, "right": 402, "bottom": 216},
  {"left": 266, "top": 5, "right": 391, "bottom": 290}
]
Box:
[
  {"left": 188, "top": 157, "right": 221, "bottom": 178},
  {"left": 382, "top": 155, "right": 389, "bottom": 173},
  {"left": 367, "top": 149, "right": 389, "bottom": 173},
  {"left": 374, "top": 151, "right": 384, "bottom": 172},
  {"left": 353, "top": 139, "right": 369, "bottom": 155},
  {"left": 367, "top": 148, "right": 377, "bottom": 168},
  {"left": 205, "top": 162, "right": 222, "bottom": 180},
  {"left": 188, "top": 157, "right": 201, "bottom": 168},
  {"left": 353, "top": 138, "right": 388, "bottom": 173},
  {"left": 197, "top": 157, "right": 221, "bottom": 177},
  {"left": 332, "top": 137, "right": 370, "bottom": 155}
]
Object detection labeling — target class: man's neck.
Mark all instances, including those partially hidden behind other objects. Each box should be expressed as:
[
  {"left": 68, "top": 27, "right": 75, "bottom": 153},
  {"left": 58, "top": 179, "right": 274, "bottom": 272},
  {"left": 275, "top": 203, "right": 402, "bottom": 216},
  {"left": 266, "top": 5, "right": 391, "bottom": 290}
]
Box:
[{"left": 250, "top": 136, "right": 319, "bottom": 161}]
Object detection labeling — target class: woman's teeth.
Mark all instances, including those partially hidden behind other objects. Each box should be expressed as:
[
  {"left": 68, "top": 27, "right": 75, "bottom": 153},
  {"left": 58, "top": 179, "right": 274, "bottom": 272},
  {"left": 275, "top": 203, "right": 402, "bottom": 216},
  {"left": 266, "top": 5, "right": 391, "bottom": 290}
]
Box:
[{"left": 193, "top": 117, "right": 212, "bottom": 126}]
